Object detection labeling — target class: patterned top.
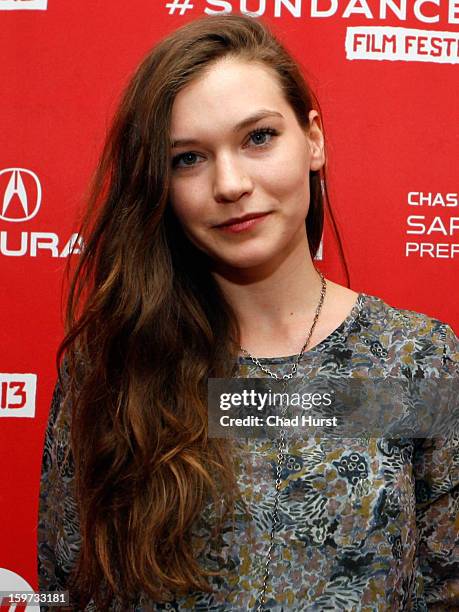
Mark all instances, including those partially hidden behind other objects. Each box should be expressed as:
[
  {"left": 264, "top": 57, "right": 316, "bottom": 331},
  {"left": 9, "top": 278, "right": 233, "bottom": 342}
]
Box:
[{"left": 38, "top": 292, "right": 459, "bottom": 611}]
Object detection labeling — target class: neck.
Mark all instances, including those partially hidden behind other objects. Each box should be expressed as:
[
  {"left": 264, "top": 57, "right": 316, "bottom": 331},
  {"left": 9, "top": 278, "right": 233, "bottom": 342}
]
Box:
[{"left": 209, "top": 231, "right": 323, "bottom": 350}]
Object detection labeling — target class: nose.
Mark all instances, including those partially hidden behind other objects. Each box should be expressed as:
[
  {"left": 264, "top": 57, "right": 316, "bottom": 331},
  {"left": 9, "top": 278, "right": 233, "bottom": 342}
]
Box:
[{"left": 212, "top": 153, "right": 253, "bottom": 203}]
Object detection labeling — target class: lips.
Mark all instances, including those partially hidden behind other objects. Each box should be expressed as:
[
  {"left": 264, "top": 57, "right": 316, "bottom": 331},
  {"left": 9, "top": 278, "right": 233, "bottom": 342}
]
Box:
[
  {"left": 214, "top": 211, "right": 271, "bottom": 234},
  {"left": 215, "top": 212, "right": 270, "bottom": 228}
]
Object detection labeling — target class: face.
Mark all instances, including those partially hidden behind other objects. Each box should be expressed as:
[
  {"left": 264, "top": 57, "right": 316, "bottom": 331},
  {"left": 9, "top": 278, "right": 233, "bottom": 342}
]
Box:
[{"left": 168, "top": 57, "right": 325, "bottom": 274}]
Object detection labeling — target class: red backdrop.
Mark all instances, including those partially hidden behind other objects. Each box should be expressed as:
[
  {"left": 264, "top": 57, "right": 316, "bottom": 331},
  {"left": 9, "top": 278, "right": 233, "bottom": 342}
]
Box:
[{"left": 0, "top": 0, "right": 457, "bottom": 597}]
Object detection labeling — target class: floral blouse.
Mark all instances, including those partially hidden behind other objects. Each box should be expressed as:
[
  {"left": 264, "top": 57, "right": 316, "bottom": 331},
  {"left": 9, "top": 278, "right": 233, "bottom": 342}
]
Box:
[{"left": 38, "top": 292, "right": 459, "bottom": 611}]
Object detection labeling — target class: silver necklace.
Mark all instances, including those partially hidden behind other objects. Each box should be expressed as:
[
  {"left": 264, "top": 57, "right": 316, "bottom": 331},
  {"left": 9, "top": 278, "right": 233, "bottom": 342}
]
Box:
[{"left": 238, "top": 270, "right": 327, "bottom": 611}]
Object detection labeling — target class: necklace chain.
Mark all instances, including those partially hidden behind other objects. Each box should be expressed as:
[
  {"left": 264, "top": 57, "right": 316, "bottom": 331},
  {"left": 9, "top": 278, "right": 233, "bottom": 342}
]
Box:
[{"left": 238, "top": 269, "right": 327, "bottom": 611}]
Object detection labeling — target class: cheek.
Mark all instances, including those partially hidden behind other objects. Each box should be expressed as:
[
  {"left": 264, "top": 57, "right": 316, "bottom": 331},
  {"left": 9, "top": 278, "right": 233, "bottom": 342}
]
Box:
[
  {"left": 261, "top": 143, "right": 310, "bottom": 199},
  {"left": 169, "top": 184, "right": 199, "bottom": 229},
  {"left": 267, "top": 163, "right": 310, "bottom": 212}
]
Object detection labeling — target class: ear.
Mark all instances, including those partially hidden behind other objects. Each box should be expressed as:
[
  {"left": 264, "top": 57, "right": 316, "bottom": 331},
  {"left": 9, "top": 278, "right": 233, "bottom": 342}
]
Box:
[{"left": 306, "top": 109, "right": 325, "bottom": 172}]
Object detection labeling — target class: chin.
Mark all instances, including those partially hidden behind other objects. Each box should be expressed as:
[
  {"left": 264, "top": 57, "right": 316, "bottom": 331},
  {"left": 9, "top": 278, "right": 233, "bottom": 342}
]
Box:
[{"left": 207, "top": 248, "right": 281, "bottom": 272}]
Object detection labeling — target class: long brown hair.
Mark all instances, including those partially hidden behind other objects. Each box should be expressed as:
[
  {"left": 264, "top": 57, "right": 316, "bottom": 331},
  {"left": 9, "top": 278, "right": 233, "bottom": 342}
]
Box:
[{"left": 58, "top": 12, "right": 349, "bottom": 609}]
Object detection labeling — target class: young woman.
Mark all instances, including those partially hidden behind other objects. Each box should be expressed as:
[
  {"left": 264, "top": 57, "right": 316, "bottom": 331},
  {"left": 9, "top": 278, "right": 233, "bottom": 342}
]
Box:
[{"left": 38, "top": 13, "right": 458, "bottom": 611}]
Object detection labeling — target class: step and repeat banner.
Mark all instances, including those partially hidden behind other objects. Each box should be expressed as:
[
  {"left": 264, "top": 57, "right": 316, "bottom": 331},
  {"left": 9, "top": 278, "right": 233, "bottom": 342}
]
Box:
[{"left": 1, "top": 0, "right": 457, "bottom": 599}]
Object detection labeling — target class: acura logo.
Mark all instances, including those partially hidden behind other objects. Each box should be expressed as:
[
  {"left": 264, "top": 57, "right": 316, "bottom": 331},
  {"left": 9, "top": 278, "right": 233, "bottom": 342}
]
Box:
[
  {"left": 0, "top": 168, "right": 41, "bottom": 222},
  {"left": 0, "top": 0, "right": 48, "bottom": 10}
]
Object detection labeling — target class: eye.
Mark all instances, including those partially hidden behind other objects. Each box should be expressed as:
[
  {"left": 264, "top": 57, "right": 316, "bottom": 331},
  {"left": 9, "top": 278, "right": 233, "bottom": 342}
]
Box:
[
  {"left": 171, "top": 126, "right": 279, "bottom": 170},
  {"left": 246, "top": 126, "right": 279, "bottom": 147},
  {"left": 171, "top": 151, "right": 203, "bottom": 169}
]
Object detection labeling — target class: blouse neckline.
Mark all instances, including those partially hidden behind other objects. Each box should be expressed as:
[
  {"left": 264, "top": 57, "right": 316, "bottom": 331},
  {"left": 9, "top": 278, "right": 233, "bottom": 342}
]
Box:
[{"left": 236, "top": 292, "right": 370, "bottom": 365}]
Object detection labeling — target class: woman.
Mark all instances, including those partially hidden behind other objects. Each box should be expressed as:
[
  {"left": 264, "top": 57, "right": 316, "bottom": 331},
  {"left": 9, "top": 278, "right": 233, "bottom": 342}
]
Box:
[{"left": 38, "top": 13, "right": 458, "bottom": 611}]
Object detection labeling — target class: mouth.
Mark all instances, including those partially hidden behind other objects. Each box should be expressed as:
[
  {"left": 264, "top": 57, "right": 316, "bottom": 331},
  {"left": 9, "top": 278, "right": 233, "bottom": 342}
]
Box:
[
  {"left": 215, "top": 212, "right": 271, "bottom": 234},
  {"left": 214, "top": 212, "right": 271, "bottom": 233}
]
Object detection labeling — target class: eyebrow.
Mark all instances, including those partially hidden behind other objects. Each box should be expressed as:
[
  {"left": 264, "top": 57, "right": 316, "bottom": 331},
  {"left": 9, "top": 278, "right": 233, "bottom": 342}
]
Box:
[{"left": 170, "top": 109, "right": 284, "bottom": 149}]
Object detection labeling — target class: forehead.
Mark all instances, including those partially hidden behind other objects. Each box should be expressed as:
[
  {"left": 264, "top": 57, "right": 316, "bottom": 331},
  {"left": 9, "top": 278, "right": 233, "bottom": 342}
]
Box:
[{"left": 170, "top": 58, "right": 290, "bottom": 136}]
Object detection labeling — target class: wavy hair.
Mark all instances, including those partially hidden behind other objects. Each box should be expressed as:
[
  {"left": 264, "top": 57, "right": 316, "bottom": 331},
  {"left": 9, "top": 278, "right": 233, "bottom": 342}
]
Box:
[{"left": 57, "top": 12, "right": 349, "bottom": 609}]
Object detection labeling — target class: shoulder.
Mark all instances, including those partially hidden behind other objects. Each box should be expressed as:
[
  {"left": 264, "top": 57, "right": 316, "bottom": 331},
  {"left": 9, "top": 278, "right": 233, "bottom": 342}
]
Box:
[
  {"left": 359, "top": 292, "right": 457, "bottom": 342},
  {"left": 352, "top": 293, "right": 458, "bottom": 377},
  {"left": 42, "top": 357, "right": 74, "bottom": 480}
]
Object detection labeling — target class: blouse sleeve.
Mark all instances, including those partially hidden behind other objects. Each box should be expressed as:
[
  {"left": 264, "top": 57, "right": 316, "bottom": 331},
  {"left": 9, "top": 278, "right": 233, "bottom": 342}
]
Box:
[
  {"left": 37, "top": 361, "right": 80, "bottom": 603},
  {"left": 413, "top": 323, "right": 459, "bottom": 609}
]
